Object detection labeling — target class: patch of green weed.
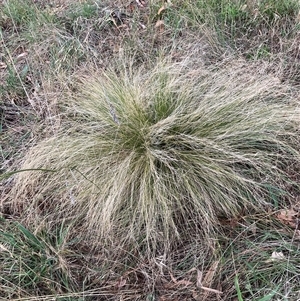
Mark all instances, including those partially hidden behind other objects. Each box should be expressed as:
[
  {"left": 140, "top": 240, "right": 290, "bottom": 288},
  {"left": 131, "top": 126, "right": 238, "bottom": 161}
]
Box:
[{"left": 0, "top": 220, "right": 79, "bottom": 298}]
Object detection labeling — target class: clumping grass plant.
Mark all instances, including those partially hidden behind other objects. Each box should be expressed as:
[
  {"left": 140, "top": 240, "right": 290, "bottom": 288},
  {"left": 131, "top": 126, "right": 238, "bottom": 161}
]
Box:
[{"left": 12, "top": 60, "right": 300, "bottom": 251}]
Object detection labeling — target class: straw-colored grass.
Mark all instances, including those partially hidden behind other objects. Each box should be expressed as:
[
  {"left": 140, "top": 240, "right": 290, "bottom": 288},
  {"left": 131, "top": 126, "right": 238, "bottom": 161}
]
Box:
[{"left": 11, "top": 60, "right": 300, "bottom": 251}]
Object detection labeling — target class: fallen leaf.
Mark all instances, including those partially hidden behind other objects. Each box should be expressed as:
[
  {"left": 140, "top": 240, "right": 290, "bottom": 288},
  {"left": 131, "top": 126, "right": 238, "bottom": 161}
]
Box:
[
  {"left": 177, "top": 280, "right": 193, "bottom": 286},
  {"left": 276, "top": 209, "right": 299, "bottom": 229},
  {"left": 16, "top": 52, "right": 28, "bottom": 61},
  {"left": 169, "top": 272, "right": 193, "bottom": 287},
  {"left": 194, "top": 264, "right": 222, "bottom": 299},
  {"left": 241, "top": 4, "right": 248, "bottom": 11},
  {"left": 201, "top": 261, "right": 220, "bottom": 299},
  {"left": 0, "top": 244, "right": 10, "bottom": 253},
  {"left": 138, "top": 22, "right": 146, "bottom": 29},
  {"left": 266, "top": 251, "right": 285, "bottom": 262},
  {"left": 155, "top": 20, "right": 165, "bottom": 28},
  {"left": 271, "top": 251, "right": 285, "bottom": 260},
  {"left": 0, "top": 62, "right": 7, "bottom": 69},
  {"left": 202, "top": 261, "right": 219, "bottom": 287},
  {"left": 158, "top": 0, "right": 173, "bottom": 15},
  {"left": 158, "top": 6, "right": 165, "bottom": 15}
]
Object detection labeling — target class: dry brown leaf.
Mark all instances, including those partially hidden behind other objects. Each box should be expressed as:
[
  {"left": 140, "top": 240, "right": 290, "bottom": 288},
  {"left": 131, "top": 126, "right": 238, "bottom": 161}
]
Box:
[
  {"left": 270, "top": 251, "right": 285, "bottom": 261},
  {"left": 158, "top": 0, "right": 173, "bottom": 15},
  {"left": 195, "top": 262, "right": 222, "bottom": 300},
  {"left": 276, "top": 209, "right": 299, "bottom": 229},
  {"left": 169, "top": 272, "right": 193, "bottom": 287},
  {"left": 157, "top": 5, "right": 166, "bottom": 15},
  {"left": 176, "top": 279, "right": 193, "bottom": 287},
  {"left": 155, "top": 19, "right": 165, "bottom": 33},
  {"left": 138, "top": 22, "right": 146, "bottom": 29},
  {"left": 202, "top": 261, "right": 219, "bottom": 287},
  {"left": 16, "top": 52, "right": 28, "bottom": 61},
  {"left": 0, "top": 62, "right": 7, "bottom": 69},
  {"left": 155, "top": 20, "right": 165, "bottom": 28},
  {"left": 0, "top": 244, "right": 10, "bottom": 254}
]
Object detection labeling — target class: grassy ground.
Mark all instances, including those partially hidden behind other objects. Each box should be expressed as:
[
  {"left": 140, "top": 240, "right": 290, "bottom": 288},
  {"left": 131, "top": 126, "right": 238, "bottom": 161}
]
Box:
[{"left": 1, "top": 0, "right": 300, "bottom": 300}]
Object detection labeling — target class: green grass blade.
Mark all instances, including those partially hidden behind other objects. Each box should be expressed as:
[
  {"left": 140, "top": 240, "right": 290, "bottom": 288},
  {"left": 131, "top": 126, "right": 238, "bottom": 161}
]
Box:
[
  {"left": 0, "top": 168, "right": 56, "bottom": 181},
  {"left": 235, "top": 275, "right": 244, "bottom": 301},
  {"left": 16, "top": 223, "right": 44, "bottom": 250},
  {"left": 258, "top": 287, "right": 279, "bottom": 301}
]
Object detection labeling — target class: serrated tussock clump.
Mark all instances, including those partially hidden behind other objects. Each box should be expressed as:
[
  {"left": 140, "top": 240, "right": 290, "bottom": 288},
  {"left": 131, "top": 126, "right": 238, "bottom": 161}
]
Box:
[{"left": 12, "top": 60, "right": 300, "bottom": 250}]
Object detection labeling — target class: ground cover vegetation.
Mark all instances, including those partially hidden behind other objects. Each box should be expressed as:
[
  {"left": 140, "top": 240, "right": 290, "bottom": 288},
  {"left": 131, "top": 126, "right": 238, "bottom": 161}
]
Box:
[{"left": 1, "top": 0, "right": 300, "bottom": 300}]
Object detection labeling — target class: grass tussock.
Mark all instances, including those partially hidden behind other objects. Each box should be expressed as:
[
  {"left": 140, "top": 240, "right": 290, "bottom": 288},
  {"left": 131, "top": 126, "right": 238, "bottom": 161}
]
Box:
[
  {"left": 11, "top": 59, "right": 300, "bottom": 251},
  {"left": 1, "top": 1, "right": 300, "bottom": 299}
]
